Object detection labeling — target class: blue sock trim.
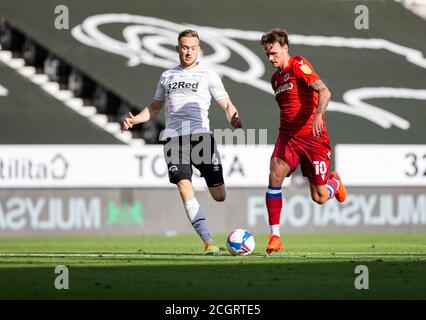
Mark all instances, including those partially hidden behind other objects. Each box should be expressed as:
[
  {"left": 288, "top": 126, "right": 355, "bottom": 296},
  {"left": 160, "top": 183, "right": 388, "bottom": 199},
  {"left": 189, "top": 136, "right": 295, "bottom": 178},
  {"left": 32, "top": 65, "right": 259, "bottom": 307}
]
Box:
[
  {"left": 192, "top": 218, "right": 206, "bottom": 225},
  {"left": 326, "top": 184, "right": 335, "bottom": 200},
  {"left": 268, "top": 186, "right": 282, "bottom": 190},
  {"left": 266, "top": 193, "right": 282, "bottom": 199}
]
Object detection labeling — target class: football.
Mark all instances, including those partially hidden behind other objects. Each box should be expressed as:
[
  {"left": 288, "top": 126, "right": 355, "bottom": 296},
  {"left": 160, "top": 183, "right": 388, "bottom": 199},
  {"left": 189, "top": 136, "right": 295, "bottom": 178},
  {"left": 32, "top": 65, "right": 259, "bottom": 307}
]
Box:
[{"left": 226, "top": 228, "right": 255, "bottom": 256}]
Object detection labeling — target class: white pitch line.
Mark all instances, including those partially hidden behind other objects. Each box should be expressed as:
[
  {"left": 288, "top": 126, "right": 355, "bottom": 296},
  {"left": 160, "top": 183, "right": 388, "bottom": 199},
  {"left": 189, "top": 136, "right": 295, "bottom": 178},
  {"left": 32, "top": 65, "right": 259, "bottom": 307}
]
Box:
[
  {"left": 0, "top": 252, "right": 424, "bottom": 259},
  {"left": 284, "top": 252, "right": 426, "bottom": 256},
  {"left": 0, "top": 253, "right": 234, "bottom": 259},
  {"left": 0, "top": 253, "right": 164, "bottom": 258}
]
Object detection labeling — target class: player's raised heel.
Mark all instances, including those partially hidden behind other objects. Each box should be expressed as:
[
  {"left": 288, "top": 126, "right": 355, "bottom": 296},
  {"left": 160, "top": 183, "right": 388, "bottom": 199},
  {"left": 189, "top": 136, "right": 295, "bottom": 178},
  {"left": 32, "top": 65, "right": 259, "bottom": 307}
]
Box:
[
  {"left": 266, "top": 235, "right": 284, "bottom": 254},
  {"left": 330, "top": 171, "right": 347, "bottom": 202},
  {"left": 204, "top": 242, "right": 222, "bottom": 256}
]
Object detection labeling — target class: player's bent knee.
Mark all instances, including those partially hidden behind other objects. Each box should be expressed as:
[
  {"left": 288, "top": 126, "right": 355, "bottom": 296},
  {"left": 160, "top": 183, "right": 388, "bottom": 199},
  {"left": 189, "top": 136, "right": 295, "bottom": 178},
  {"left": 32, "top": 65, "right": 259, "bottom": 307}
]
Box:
[
  {"left": 312, "top": 194, "right": 327, "bottom": 205},
  {"left": 212, "top": 191, "right": 226, "bottom": 202},
  {"left": 214, "top": 194, "right": 226, "bottom": 202},
  {"left": 317, "top": 198, "right": 327, "bottom": 205},
  {"left": 209, "top": 185, "right": 226, "bottom": 202}
]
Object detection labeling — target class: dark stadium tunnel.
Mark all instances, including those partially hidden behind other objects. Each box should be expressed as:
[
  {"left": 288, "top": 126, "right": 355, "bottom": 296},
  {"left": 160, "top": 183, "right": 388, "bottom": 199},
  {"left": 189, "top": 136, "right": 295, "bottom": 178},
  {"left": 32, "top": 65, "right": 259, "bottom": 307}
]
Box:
[
  {"left": 93, "top": 86, "right": 121, "bottom": 115},
  {"left": 0, "top": 20, "right": 25, "bottom": 53},
  {"left": 68, "top": 69, "right": 96, "bottom": 100},
  {"left": 22, "top": 38, "right": 48, "bottom": 69},
  {"left": 0, "top": 16, "right": 163, "bottom": 144},
  {"left": 44, "top": 54, "right": 71, "bottom": 85}
]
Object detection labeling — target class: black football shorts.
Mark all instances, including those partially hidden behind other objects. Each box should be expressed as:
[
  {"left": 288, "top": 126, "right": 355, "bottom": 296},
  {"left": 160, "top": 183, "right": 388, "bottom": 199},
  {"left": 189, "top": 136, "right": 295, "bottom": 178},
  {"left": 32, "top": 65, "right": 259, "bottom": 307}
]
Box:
[{"left": 163, "top": 133, "right": 224, "bottom": 188}]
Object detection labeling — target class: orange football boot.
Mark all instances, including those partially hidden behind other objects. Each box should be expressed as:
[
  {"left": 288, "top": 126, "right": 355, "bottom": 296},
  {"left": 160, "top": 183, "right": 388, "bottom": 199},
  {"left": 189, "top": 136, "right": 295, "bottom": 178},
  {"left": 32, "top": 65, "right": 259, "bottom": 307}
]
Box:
[
  {"left": 266, "top": 235, "right": 284, "bottom": 254},
  {"left": 330, "top": 171, "right": 347, "bottom": 202}
]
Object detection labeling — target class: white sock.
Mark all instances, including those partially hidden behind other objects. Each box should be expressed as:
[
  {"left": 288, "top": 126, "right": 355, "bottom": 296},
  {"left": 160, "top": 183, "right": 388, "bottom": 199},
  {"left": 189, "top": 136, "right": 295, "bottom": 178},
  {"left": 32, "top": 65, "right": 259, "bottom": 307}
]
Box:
[
  {"left": 270, "top": 224, "right": 280, "bottom": 237},
  {"left": 184, "top": 198, "right": 211, "bottom": 243}
]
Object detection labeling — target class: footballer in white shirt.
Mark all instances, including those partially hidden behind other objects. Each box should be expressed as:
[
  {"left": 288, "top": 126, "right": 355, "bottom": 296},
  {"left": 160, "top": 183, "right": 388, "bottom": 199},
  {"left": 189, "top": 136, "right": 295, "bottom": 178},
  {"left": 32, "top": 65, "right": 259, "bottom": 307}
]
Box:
[{"left": 122, "top": 29, "right": 242, "bottom": 255}]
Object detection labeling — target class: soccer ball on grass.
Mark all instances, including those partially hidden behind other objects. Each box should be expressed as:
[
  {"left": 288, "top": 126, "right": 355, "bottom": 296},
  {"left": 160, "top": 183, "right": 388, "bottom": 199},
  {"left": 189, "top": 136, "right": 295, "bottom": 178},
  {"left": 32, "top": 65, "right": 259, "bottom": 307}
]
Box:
[{"left": 226, "top": 228, "right": 255, "bottom": 256}]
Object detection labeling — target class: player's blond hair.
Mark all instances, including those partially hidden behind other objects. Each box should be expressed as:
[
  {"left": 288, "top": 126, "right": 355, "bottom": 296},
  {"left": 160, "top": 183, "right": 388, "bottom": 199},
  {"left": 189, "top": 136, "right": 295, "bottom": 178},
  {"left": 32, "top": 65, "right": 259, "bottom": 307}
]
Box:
[{"left": 178, "top": 29, "right": 200, "bottom": 41}]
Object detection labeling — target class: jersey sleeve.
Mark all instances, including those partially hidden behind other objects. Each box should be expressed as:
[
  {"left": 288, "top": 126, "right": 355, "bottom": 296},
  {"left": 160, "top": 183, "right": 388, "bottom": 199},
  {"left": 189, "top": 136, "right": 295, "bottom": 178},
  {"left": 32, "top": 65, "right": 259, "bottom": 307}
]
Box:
[
  {"left": 153, "top": 75, "right": 166, "bottom": 101},
  {"left": 292, "top": 56, "right": 319, "bottom": 86},
  {"left": 208, "top": 71, "right": 229, "bottom": 101}
]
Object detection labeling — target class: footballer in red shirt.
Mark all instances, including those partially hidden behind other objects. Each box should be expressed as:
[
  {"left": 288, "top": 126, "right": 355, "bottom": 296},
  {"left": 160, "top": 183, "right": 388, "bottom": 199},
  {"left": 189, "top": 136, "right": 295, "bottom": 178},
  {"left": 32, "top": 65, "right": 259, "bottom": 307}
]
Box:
[{"left": 261, "top": 28, "right": 347, "bottom": 253}]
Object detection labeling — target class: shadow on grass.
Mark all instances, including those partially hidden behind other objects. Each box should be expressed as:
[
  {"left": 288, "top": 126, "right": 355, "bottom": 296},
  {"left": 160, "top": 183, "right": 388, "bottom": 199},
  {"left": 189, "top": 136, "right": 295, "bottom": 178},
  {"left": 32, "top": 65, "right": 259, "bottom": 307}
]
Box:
[{"left": 0, "top": 259, "right": 425, "bottom": 299}]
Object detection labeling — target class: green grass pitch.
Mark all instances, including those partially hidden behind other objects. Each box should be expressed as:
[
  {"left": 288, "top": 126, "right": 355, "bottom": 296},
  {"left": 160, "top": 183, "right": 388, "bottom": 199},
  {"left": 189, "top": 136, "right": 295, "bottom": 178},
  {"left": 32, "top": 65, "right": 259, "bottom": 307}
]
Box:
[{"left": 0, "top": 233, "right": 425, "bottom": 299}]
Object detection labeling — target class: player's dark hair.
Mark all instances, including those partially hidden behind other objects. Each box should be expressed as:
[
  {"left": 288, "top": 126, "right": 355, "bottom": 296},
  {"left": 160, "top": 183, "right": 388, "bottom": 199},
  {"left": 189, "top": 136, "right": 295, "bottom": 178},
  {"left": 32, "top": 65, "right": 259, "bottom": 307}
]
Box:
[
  {"left": 178, "top": 29, "right": 200, "bottom": 41},
  {"left": 261, "top": 28, "right": 289, "bottom": 47}
]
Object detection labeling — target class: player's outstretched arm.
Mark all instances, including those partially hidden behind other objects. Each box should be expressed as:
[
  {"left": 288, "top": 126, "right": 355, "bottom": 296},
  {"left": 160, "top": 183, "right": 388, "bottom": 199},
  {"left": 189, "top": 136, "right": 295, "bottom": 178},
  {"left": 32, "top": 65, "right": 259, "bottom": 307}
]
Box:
[
  {"left": 216, "top": 97, "right": 243, "bottom": 129},
  {"left": 310, "top": 80, "right": 331, "bottom": 138},
  {"left": 121, "top": 99, "right": 164, "bottom": 132}
]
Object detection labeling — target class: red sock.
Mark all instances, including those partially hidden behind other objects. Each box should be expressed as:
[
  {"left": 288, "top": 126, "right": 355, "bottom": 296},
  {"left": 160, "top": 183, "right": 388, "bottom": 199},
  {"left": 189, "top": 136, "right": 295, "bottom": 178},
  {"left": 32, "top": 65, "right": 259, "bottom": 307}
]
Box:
[{"left": 266, "top": 186, "right": 282, "bottom": 225}]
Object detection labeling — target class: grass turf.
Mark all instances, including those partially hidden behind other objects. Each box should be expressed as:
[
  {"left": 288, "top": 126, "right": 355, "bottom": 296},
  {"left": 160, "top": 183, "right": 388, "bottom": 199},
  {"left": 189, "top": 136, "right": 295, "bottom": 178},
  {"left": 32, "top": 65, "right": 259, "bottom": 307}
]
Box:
[{"left": 0, "top": 233, "right": 425, "bottom": 299}]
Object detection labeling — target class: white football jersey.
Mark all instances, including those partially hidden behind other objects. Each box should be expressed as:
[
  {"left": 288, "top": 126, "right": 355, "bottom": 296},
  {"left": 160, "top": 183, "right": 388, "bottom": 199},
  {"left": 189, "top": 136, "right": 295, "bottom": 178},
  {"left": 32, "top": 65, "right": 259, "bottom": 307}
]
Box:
[{"left": 153, "top": 63, "right": 228, "bottom": 140}]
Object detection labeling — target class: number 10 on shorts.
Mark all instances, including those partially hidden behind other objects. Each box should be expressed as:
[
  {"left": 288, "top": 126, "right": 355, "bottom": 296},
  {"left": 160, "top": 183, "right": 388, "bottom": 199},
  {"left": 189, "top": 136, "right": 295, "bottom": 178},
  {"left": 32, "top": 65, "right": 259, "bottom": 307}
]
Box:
[{"left": 313, "top": 161, "right": 327, "bottom": 175}]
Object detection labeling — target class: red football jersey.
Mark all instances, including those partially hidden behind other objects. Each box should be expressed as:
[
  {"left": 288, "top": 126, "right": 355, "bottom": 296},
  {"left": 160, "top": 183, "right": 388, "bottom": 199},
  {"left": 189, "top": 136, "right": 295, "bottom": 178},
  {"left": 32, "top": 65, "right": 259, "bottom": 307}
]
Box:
[{"left": 271, "top": 56, "right": 323, "bottom": 136}]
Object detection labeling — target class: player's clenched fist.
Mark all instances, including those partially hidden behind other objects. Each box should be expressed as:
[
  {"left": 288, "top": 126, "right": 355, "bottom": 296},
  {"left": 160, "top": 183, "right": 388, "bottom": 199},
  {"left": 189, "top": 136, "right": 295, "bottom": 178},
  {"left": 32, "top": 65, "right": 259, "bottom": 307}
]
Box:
[
  {"left": 231, "top": 112, "right": 243, "bottom": 129},
  {"left": 122, "top": 112, "right": 135, "bottom": 132}
]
